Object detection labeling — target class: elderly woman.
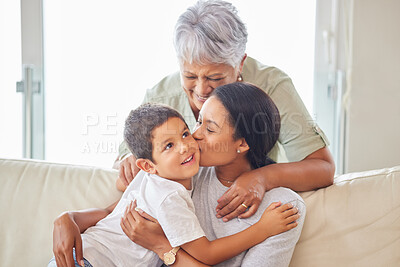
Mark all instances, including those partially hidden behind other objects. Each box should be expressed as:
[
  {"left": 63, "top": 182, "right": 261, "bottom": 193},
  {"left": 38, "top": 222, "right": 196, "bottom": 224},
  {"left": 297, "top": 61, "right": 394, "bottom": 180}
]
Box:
[{"left": 116, "top": 0, "right": 335, "bottom": 221}]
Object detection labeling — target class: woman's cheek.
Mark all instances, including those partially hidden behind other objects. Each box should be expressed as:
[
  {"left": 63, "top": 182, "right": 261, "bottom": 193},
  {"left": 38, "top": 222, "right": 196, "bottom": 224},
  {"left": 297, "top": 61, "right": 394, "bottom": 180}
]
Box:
[
  {"left": 198, "top": 141, "right": 235, "bottom": 166},
  {"left": 182, "top": 79, "right": 194, "bottom": 91}
]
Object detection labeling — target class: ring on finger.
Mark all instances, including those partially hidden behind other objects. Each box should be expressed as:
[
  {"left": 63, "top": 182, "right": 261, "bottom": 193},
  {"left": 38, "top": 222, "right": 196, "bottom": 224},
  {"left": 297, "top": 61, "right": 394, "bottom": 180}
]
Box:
[{"left": 241, "top": 203, "right": 248, "bottom": 209}]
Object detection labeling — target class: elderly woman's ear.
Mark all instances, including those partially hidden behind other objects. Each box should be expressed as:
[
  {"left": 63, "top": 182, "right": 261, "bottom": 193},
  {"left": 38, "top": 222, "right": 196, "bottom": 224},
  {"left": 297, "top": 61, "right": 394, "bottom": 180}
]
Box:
[{"left": 237, "top": 54, "right": 247, "bottom": 77}]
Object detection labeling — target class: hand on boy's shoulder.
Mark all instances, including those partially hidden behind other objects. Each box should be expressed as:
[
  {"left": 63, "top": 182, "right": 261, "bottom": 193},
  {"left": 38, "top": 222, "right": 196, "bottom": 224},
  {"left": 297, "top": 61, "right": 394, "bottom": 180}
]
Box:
[{"left": 116, "top": 154, "right": 140, "bottom": 192}]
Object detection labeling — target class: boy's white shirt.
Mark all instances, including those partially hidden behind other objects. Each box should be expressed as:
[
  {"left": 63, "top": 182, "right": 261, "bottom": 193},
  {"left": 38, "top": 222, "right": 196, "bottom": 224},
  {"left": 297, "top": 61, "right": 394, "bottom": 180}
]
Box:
[{"left": 82, "top": 170, "right": 205, "bottom": 267}]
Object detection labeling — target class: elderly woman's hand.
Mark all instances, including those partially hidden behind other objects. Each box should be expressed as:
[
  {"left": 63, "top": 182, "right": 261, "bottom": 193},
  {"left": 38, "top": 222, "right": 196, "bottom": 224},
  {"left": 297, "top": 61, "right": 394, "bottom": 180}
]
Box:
[
  {"left": 216, "top": 170, "right": 266, "bottom": 222},
  {"left": 116, "top": 154, "right": 140, "bottom": 191},
  {"left": 120, "top": 201, "right": 172, "bottom": 258}
]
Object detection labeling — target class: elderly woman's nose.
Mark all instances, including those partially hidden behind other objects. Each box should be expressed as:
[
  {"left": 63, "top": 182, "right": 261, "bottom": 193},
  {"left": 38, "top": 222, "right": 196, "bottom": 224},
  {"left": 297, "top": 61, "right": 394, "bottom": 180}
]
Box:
[{"left": 196, "top": 80, "right": 213, "bottom": 96}]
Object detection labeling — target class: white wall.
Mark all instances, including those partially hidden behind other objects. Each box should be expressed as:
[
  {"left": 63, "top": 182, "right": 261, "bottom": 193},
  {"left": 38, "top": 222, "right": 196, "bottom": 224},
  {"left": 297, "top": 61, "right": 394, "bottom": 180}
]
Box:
[{"left": 346, "top": 0, "right": 400, "bottom": 172}]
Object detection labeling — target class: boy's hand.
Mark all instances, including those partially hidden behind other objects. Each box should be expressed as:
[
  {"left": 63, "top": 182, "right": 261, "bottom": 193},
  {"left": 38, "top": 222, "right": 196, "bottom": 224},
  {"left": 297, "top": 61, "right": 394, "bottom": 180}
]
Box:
[
  {"left": 257, "top": 202, "right": 300, "bottom": 237},
  {"left": 53, "top": 212, "right": 84, "bottom": 267}
]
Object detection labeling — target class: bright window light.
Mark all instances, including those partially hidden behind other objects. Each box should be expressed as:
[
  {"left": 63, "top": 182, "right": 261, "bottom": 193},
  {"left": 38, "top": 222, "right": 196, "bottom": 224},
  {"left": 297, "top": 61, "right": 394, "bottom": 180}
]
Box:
[
  {"left": 43, "top": 0, "right": 316, "bottom": 167},
  {"left": 0, "top": 0, "right": 22, "bottom": 159}
]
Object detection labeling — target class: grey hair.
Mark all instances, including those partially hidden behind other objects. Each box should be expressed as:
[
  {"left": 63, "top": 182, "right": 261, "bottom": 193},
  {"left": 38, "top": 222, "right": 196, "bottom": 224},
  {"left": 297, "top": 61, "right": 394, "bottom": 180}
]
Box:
[{"left": 174, "top": 0, "right": 248, "bottom": 68}]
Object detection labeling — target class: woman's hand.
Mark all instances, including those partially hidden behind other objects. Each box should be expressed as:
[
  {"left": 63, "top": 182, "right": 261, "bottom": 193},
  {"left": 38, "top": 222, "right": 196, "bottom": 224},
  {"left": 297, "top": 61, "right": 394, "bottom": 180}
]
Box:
[
  {"left": 120, "top": 201, "right": 172, "bottom": 258},
  {"left": 52, "top": 212, "right": 84, "bottom": 267},
  {"left": 216, "top": 170, "right": 266, "bottom": 222}
]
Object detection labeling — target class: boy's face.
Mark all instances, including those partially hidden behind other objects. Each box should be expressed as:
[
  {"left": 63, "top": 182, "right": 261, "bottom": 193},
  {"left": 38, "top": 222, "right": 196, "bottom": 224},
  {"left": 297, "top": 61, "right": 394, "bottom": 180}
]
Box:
[{"left": 150, "top": 117, "right": 200, "bottom": 181}]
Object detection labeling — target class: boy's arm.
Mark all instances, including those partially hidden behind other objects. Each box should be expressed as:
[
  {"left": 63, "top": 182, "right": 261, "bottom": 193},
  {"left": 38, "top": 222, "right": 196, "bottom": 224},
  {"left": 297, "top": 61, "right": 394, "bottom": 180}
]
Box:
[
  {"left": 240, "top": 201, "right": 306, "bottom": 267},
  {"left": 52, "top": 201, "right": 118, "bottom": 267},
  {"left": 69, "top": 201, "right": 117, "bottom": 232},
  {"left": 172, "top": 250, "right": 211, "bottom": 266},
  {"left": 155, "top": 245, "right": 211, "bottom": 267},
  {"left": 121, "top": 203, "right": 210, "bottom": 267},
  {"left": 181, "top": 202, "right": 299, "bottom": 265}
]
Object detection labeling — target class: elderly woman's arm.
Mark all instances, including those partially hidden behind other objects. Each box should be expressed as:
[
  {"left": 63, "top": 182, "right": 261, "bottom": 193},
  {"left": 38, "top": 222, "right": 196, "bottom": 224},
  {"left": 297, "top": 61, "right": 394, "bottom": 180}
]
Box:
[
  {"left": 261, "top": 146, "right": 335, "bottom": 190},
  {"left": 216, "top": 147, "right": 334, "bottom": 221}
]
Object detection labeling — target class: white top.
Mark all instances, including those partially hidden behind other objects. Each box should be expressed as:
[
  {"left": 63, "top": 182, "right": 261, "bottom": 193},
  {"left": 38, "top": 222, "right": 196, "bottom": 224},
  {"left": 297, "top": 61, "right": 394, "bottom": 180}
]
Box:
[{"left": 82, "top": 170, "right": 205, "bottom": 267}]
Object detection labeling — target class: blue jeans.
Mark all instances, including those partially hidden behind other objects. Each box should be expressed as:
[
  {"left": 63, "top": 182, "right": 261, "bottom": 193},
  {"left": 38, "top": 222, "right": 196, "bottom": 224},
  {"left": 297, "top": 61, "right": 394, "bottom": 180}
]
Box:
[{"left": 48, "top": 249, "right": 93, "bottom": 267}]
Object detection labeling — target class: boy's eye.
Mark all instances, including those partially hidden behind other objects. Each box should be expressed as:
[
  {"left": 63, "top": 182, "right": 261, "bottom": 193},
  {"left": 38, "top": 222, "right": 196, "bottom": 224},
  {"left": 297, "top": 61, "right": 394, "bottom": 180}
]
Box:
[
  {"left": 182, "top": 131, "right": 190, "bottom": 138},
  {"left": 207, "top": 127, "right": 215, "bottom": 133},
  {"left": 165, "top": 143, "right": 173, "bottom": 150}
]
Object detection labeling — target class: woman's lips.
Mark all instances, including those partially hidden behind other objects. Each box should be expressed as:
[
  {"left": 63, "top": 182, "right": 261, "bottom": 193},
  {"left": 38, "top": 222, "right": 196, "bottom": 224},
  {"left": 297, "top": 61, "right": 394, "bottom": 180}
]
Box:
[{"left": 195, "top": 93, "right": 209, "bottom": 103}]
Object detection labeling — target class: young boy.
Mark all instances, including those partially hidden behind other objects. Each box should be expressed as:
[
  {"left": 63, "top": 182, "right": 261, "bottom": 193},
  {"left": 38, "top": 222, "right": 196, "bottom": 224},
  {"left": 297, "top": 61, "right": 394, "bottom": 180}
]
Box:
[{"left": 49, "top": 103, "right": 299, "bottom": 267}]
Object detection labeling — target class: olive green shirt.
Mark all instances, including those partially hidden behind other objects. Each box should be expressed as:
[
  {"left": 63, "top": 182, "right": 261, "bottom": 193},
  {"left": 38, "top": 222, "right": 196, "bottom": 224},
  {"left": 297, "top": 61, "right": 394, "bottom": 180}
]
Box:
[{"left": 119, "top": 56, "right": 329, "bottom": 163}]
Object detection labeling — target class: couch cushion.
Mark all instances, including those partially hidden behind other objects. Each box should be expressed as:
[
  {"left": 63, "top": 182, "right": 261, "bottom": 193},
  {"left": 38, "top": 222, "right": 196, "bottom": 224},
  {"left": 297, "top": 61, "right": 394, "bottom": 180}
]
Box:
[
  {"left": 1, "top": 158, "right": 399, "bottom": 266},
  {"left": 292, "top": 166, "right": 400, "bottom": 266},
  {"left": 0, "top": 158, "right": 122, "bottom": 267}
]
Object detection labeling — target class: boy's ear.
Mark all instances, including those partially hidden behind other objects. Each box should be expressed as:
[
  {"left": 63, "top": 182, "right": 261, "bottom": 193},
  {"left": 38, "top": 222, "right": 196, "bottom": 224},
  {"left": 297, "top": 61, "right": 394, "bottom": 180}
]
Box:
[
  {"left": 135, "top": 159, "right": 157, "bottom": 174},
  {"left": 237, "top": 138, "right": 250, "bottom": 154}
]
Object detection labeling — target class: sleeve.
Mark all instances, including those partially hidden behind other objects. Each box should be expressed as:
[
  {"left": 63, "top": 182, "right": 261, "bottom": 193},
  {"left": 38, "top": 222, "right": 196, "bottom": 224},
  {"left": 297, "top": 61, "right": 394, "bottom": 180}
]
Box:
[
  {"left": 157, "top": 192, "right": 205, "bottom": 248},
  {"left": 269, "top": 78, "right": 330, "bottom": 162},
  {"left": 141, "top": 90, "right": 149, "bottom": 104},
  {"left": 240, "top": 200, "right": 306, "bottom": 267}
]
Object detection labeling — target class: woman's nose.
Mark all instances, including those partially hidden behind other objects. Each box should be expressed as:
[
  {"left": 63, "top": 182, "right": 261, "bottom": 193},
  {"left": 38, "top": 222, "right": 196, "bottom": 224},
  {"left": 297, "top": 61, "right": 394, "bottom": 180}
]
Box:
[
  {"left": 192, "top": 127, "right": 202, "bottom": 140},
  {"left": 196, "top": 80, "right": 213, "bottom": 96}
]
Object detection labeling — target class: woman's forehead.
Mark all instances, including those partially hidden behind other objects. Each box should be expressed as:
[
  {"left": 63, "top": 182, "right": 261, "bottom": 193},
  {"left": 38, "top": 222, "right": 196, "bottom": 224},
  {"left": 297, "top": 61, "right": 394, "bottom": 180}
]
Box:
[
  {"left": 200, "top": 97, "right": 228, "bottom": 123},
  {"left": 181, "top": 61, "right": 235, "bottom": 74}
]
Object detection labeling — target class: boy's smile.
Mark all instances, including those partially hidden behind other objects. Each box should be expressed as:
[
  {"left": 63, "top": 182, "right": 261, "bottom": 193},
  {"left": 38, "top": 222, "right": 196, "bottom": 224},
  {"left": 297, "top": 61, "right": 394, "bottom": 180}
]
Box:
[
  {"left": 181, "top": 154, "right": 195, "bottom": 166},
  {"left": 148, "top": 117, "right": 200, "bottom": 188}
]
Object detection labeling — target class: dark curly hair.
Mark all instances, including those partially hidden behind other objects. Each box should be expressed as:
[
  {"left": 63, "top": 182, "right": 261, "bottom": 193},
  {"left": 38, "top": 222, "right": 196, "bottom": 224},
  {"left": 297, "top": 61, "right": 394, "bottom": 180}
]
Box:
[{"left": 124, "top": 103, "right": 185, "bottom": 161}]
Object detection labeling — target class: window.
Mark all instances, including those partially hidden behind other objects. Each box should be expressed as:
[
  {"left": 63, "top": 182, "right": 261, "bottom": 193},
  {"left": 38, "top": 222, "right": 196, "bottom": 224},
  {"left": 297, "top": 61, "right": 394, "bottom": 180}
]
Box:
[
  {"left": 8, "top": 0, "right": 317, "bottom": 167},
  {"left": 0, "top": 0, "right": 22, "bottom": 158}
]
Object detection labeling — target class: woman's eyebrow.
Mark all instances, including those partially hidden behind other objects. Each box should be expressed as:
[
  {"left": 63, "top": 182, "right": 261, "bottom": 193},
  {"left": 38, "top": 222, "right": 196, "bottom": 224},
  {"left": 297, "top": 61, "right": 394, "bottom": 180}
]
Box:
[
  {"left": 206, "top": 119, "right": 220, "bottom": 128},
  {"left": 207, "top": 73, "right": 224, "bottom": 77},
  {"left": 183, "top": 71, "right": 195, "bottom": 75}
]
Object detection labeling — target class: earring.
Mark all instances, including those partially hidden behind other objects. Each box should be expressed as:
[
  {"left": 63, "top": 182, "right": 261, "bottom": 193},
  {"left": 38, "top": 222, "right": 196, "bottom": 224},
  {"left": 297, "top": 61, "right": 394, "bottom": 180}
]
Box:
[
  {"left": 237, "top": 149, "right": 241, "bottom": 154},
  {"left": 237, "top": 73, "right": 243, "bottom": 82}
]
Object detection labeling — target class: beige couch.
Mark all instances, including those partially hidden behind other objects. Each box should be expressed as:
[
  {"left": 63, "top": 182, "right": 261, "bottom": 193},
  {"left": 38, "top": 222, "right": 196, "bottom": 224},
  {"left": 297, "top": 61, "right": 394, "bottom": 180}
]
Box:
[{"left": 0, "top": 158, "right": 399, "bottom": 267}]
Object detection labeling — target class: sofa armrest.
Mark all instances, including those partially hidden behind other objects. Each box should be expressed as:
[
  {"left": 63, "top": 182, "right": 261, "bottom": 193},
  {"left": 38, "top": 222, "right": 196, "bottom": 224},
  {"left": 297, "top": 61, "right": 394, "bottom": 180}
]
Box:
[{"left": 292, "top": 166, "right": 400, "bottom": 266}]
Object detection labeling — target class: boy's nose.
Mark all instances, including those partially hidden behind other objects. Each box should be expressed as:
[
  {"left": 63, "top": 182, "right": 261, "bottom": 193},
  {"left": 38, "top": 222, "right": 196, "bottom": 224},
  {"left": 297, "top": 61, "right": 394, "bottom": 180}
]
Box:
[{"left": 180, "top": 142, "right": 189, "bottom": 154}]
